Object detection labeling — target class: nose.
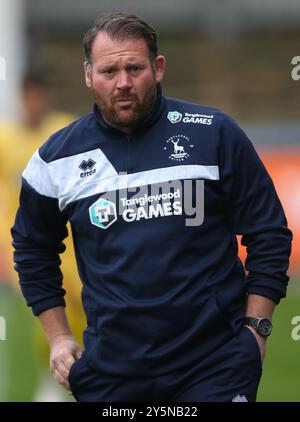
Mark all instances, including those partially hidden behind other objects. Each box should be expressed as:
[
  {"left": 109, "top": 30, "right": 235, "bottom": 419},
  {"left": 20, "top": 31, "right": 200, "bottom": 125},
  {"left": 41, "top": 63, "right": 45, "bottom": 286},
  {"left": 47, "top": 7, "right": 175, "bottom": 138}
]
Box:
[{"left": 116, "top": 70, "right": 132, "bottom": 90}]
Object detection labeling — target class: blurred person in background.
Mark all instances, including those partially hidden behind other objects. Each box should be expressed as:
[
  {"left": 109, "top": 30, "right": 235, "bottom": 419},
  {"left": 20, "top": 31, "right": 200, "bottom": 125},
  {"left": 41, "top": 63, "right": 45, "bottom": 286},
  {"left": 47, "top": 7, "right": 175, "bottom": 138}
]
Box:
[
  {"left": 0, "top": 71, "right": 85, "bottom": 401},
  {"left": 12, "top": 13, "right": 292, "bottom": 402}
]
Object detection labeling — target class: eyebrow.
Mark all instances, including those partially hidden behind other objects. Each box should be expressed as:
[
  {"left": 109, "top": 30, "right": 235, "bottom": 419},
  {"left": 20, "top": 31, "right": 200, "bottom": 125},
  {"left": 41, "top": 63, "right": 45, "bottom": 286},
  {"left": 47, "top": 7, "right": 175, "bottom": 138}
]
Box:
[{"left": 96, "top": 56, "right": 148, "bottom": 69}]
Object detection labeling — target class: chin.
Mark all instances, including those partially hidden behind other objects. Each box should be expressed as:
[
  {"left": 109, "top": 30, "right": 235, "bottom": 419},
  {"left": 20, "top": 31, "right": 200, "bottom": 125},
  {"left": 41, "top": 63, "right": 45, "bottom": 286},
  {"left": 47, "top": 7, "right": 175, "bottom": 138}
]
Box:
[{"left": 117, "top": 113, "right": 136, "bottom": 124}]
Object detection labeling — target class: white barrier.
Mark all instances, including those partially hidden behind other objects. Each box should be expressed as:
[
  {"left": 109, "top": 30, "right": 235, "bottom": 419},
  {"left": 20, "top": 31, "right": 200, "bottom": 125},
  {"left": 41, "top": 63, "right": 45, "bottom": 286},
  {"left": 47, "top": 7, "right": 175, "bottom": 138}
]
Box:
[{"left": 0, "top": 316, "right": 6, "bottom": 341}]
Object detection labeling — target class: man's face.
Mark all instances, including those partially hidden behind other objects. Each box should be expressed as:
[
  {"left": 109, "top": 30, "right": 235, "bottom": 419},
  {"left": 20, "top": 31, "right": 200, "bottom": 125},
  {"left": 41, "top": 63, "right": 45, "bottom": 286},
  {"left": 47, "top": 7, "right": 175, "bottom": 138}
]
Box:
[{"left": 84, "top": 32, "right": 165, "bottom": 133}]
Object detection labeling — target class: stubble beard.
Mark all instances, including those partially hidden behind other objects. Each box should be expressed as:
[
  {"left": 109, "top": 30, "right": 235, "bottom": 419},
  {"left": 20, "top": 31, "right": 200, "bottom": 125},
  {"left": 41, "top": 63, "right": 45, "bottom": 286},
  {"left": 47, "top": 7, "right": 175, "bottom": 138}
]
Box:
[{"left": 93, "top": 84, "right": 157, "bottom": 131}]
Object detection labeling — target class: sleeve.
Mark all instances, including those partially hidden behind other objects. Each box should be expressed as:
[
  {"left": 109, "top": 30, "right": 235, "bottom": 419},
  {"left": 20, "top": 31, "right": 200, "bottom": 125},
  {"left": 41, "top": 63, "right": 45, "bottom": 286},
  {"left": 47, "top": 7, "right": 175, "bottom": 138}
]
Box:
[
  {"left": 11, "top": 150, "right": 69, "bottom": 316},
  {"left": 218, "top": 113, "right": 292, "bottom": 304}
]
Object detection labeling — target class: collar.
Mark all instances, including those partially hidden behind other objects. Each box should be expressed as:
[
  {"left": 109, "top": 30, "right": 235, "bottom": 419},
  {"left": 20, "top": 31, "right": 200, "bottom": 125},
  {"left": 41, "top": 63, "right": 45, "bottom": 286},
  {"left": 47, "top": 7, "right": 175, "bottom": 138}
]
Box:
[{"left": 93, "top": 84, "right": 165, "bottom": 136}]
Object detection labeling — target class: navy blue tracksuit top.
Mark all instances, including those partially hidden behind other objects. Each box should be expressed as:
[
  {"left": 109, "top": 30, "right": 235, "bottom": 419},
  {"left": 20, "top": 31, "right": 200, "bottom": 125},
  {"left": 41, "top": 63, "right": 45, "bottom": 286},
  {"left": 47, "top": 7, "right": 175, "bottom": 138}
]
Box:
[{"left": 12, "top": 86, "right": 292, "bottom": 377}]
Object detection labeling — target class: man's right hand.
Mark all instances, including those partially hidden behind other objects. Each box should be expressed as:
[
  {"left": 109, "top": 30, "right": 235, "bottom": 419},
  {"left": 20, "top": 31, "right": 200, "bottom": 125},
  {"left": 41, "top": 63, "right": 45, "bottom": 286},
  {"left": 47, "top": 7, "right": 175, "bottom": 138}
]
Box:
[{"left": 49, "top": 335, "right": 82, "bottom": 390}]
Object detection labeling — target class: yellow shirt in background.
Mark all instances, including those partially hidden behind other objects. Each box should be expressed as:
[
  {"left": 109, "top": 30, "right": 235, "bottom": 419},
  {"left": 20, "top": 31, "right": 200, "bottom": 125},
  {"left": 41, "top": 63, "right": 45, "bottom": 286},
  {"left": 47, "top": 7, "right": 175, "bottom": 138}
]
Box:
[{"left": 0, "top": 112, "right": 85, "bottom": 344}]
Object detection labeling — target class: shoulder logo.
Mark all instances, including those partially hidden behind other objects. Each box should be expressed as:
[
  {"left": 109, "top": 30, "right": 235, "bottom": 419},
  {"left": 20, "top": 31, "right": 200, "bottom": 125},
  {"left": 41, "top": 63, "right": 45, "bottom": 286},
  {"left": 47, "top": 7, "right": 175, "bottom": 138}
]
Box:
[
  {"left": 163, "top": 134, "right": 194, "bottom": 161},
  {"left": 183, "top": 113, "right": 213, "bottom": 125},
  {"left": 79, "top": 159, "right": 96, "bottom": 178},
  {"left": 167, "top": 110, "right": 214, "bottom": 125},
  {"left": 167, "top": 111, "right": 182, "bottom": 124}
]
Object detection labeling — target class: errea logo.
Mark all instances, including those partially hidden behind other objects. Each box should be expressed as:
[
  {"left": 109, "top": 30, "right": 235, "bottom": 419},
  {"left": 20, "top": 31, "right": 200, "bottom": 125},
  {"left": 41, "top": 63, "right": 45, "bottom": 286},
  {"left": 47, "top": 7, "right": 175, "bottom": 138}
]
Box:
[
  {"left": 79, "top": 159, "right": 96, "bottom": 178},
  {"left": 232, "top": 394, "right": 248, "bottom": 402}
]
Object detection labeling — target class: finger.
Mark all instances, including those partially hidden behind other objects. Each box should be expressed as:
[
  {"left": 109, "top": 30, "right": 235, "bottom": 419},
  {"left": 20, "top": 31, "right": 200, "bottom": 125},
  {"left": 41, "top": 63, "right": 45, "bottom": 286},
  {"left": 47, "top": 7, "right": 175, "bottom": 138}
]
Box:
[
  {"left": 75, "top": 349, "right": 83, "bottom": 360},
  {"left": 57, "top": 360, "right": 70, "bottom": 380},
  {"left": 64, "top": 355, "right": 77, "bottom": 371},
  {"left": 52, "top": 369, "right": 71, "bottom": 391}
]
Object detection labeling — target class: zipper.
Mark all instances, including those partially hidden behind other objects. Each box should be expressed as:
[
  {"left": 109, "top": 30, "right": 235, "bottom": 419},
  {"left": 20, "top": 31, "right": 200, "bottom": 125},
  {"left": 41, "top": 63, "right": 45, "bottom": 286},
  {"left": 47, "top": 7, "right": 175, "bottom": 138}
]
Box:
[{"left": 126, "top": 135, "right": 132, "bottom": 173}]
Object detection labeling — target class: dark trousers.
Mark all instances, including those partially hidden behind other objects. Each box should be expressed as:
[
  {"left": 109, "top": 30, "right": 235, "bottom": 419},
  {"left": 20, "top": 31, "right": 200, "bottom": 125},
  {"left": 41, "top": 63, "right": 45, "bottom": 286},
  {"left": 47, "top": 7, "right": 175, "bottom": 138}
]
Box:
[{"left": 68, "top": 326, "right": 262, "bottom": 402}]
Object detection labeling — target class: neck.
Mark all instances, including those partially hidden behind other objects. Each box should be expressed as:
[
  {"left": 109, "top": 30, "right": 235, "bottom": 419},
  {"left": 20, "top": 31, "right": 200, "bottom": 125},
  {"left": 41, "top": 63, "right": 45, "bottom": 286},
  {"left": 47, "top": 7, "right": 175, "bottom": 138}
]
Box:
[{"left": 101, "top": 115, "right": 134, "bottom": 135}]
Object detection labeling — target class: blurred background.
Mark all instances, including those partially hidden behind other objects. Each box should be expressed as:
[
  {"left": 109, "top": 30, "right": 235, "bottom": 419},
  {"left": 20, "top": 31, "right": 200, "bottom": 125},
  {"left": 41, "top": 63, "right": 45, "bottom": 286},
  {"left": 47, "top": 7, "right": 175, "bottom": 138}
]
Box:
[{"left": 0, "top": 0, "right": 299, "bottom": 402}]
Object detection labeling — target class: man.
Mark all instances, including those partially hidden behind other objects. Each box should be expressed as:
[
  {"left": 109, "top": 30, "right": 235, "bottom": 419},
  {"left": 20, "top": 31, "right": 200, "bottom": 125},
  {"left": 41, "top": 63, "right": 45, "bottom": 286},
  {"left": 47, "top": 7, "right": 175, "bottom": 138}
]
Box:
[{"left": 12, "top": 13, "right": 292, "bottom": 402}]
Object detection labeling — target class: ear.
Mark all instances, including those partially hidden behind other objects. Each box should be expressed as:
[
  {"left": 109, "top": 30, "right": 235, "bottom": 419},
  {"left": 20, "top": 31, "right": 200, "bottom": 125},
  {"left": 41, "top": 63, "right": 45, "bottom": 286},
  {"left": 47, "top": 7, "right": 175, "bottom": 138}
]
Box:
[
  {"left": 153, "top": 55, "right": 166, "bottom": 84},
  {"left": 84, "top": 61, "right": 92, "bottom": 89}
]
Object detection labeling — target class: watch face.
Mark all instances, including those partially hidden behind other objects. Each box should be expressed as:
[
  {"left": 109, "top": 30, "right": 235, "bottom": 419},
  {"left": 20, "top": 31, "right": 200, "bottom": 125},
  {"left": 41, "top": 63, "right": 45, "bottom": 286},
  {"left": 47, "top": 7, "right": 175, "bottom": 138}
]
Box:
[{"left": 258, "top": 318, "right": 272, "bottom": 336}]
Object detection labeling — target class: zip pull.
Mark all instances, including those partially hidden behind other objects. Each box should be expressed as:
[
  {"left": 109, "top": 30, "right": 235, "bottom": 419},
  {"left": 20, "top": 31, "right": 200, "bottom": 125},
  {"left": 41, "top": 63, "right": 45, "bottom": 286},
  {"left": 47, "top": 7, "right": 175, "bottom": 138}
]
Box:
[{"left": 126, "top": 135, "right": 131, "bottom": 172}]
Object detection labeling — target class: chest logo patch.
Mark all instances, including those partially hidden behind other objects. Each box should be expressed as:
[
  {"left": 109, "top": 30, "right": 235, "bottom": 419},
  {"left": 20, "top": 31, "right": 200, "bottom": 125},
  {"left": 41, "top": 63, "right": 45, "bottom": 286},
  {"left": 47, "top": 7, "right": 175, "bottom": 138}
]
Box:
[
  {"left": 89, "top": 198, "right": 117, "bottom": 229},
  {"left": 164, "top": 135, "right": 194, "bottom": 162}
]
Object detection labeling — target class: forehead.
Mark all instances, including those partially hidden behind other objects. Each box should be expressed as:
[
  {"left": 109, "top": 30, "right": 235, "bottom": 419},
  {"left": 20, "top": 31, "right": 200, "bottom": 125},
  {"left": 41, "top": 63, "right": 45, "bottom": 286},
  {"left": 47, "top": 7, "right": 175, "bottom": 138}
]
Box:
[{"left": 91, "top": 32, "right": 150, "bottom": 64}]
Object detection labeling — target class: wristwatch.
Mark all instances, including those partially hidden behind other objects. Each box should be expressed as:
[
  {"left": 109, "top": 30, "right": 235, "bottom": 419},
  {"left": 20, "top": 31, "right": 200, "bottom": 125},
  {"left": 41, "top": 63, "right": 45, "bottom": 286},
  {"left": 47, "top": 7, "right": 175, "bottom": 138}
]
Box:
[{"left": 244, "top": 316, "right": 273, "bottom": 337}]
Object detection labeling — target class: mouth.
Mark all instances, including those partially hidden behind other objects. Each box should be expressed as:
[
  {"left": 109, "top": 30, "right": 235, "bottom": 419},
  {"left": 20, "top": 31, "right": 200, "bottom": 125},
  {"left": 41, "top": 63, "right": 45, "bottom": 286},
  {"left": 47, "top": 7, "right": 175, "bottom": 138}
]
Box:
[
  {"left": 114, "top": 99, "right": 136, "bottom": 110},
  {"left": 115, "top": 98, "right": 135, "bottom": 104}
]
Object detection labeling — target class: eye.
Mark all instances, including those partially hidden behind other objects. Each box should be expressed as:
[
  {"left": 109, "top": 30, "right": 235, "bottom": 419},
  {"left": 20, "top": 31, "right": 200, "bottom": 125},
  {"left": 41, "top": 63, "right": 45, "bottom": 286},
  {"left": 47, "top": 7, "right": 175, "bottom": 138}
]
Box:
[
  {"left": 102, "top": 68, "right": 116, "bottom": 75},
  {"left": 127, "top": 65, "right": 142, "bottom": 73}
]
